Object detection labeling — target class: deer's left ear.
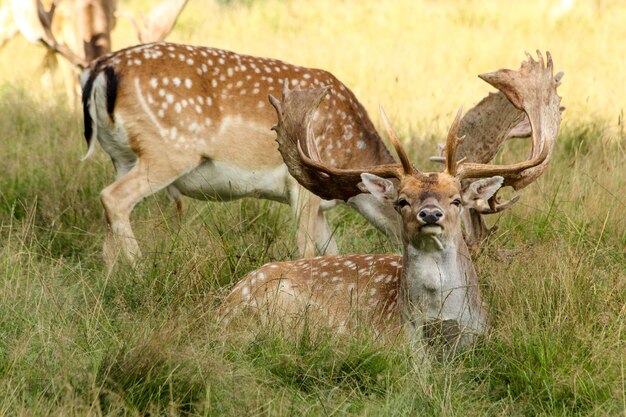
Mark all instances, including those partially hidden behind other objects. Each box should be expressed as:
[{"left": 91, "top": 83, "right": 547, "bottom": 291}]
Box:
[{"left": 463, "top": 176, "right": 503, "bottom": 203}]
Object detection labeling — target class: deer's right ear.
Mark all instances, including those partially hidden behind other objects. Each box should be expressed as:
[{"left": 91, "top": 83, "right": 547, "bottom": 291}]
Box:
[{"left": 360, "top": 173, "right": 397, "bottom": 202}]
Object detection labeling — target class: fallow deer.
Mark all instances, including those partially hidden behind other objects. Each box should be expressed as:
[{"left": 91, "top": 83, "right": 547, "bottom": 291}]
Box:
[{"left": 222, "top": 52, "right": 562, "bottom": 352}]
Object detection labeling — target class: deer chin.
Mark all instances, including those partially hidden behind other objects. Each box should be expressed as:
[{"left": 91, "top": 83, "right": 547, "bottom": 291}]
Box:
[{"left": 419, "top": 224, "right": 443, "bottom": 236}]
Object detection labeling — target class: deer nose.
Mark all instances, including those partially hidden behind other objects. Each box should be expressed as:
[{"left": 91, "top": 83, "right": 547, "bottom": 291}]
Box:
[{"left": 418, "top": 206, "right": 444, "bottom": 225}]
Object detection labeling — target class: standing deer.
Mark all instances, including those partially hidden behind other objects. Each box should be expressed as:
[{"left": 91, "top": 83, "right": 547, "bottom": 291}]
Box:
[
  {"left": 222, "top": 52, "right": 562, "bottom": 352},
  {"left": 81, "top": 41, "right": 403, "bottom": 268}
]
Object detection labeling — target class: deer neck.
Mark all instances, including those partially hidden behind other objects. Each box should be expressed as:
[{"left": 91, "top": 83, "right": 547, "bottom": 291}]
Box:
[{"left": 399, "top": 230, "right": 487, "bottom": 345}]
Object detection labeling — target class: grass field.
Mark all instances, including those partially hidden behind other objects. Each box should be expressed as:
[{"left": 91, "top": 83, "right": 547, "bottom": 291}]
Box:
[{"left": 0, "top": 0, "right": 624, "bottom": 415}]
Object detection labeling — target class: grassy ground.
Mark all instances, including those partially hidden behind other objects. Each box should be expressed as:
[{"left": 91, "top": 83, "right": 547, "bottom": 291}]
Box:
[{"left": 0, "top": 0, "right": 624, "bottom": 415}]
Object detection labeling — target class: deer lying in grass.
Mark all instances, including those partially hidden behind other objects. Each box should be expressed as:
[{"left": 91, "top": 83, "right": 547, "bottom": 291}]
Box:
[{"left": 222, "top": 52, "right": 562, "bottom": 352}]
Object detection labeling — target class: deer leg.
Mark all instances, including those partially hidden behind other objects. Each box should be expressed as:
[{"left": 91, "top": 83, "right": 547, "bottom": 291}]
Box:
[
  {"left": 100, "top": 159, "right": 180, "bottom": 270},
  {"left": 290, "top": 185, "right": 319, "bottom": 258},
  {"left": 59, "top": 60, "right": 80, "bottom": 110},
  {"left": 166, "top": 185, "right": 184, "bottom": 220},
  {"left": 315, "top": 209, "right": 338, "bottom": 255}
]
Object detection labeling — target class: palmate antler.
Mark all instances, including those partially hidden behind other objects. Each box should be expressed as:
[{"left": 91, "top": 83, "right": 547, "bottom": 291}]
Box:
[
  {"left": 452, "top": 51, "right": 562, "bottom": 188},
  {"left": 270, "top": 52, "right": 562, "bottom": 245},
  {"left": 269, "top": 85, "right": 405, "bottom": 201},
  {"left": 443, "top": 51, "right": 563, "bottom": 246}
]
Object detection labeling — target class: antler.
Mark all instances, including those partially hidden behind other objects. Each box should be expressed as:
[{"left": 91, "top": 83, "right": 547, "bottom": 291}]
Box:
[
  {"left": 380, "top": 106, "right": 417, "bottom": 175},
  {"left": 269, "top": 84, "right": 405, "bottom": 202},
  {"left": 36, "top": 0, "right": 88, "bottom": 68},
  {"left": 442, "top": 51, "right": 563, "bottom": 248},
  {"left": 443, "top": 107, "right": 465, "bottom": 175},
  {"left": 447, "top": 51, "right": 562, "bottom": 189},
  {"left": 118, "top": 0, "right": 188, "bottom": 44}
]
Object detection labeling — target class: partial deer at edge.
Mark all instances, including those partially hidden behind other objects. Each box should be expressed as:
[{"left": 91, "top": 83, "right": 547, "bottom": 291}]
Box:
[
  {"left": 0, "top": 0, "right": 188, "bottom": 103},
  {"left": 222, "top": 52, "right": 563, "bottom": 353}
]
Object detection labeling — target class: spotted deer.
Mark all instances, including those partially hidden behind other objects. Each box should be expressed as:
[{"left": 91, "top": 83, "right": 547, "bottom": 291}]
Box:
[
  {"left": 81, "top": 41, "right": 403, "bottom": 268},
  {"left": 222, "top": 52, "right": 562, "bottom": 352}
]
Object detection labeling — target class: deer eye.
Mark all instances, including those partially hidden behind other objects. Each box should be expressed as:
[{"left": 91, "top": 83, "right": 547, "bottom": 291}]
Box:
[
  {"left": 451, "top": 198, "right": 462, "bottom": 207},
  {"left": 397, "top": 198, "right": 410, "bottom": 208}
]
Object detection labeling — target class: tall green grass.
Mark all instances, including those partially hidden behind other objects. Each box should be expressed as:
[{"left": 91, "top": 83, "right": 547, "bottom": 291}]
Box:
[{"left": 0, "top": 0, "right": 624, "bottom": 415}]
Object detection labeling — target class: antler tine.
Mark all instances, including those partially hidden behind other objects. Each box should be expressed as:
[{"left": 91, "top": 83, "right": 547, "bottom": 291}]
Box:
[
  {"left": 379, "top": 106, "right": 416, "bottom": 175},
  {"left": 455, "top": 51, "right": 562, "bottom": 189},
  {"left": 271, "top": 85, "right": 404, "bottom": 202},
  {"left": 268, "top": 94, "right": 282, "bottom": 119},
  {"left": 444, "top": 107, "right": 464, "bottom": 176},
  {"left": 36, "top": 0, "right": 87, "bottom": 68}
]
